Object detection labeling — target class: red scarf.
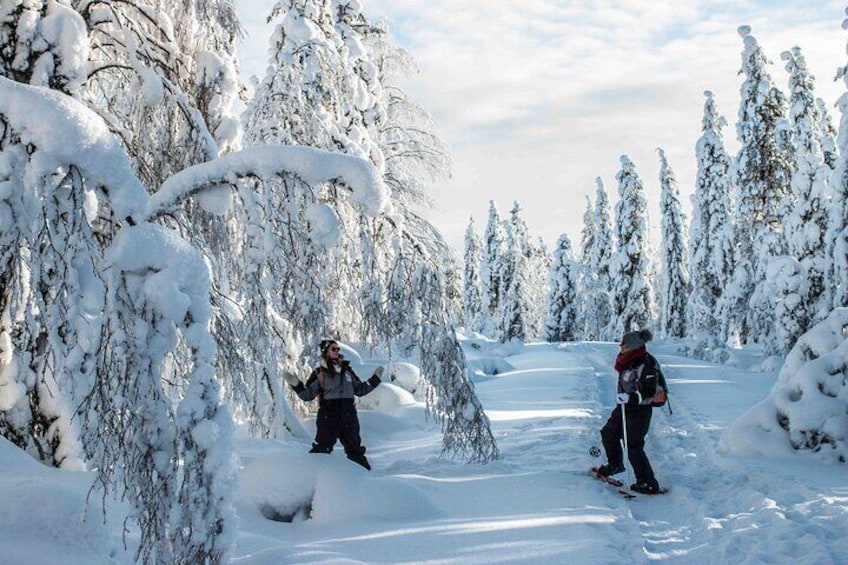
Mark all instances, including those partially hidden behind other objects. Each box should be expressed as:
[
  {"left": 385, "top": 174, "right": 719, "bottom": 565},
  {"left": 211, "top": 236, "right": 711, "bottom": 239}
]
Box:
[{"left": 615, "top": 346, "right": 647, "bottom": 373}]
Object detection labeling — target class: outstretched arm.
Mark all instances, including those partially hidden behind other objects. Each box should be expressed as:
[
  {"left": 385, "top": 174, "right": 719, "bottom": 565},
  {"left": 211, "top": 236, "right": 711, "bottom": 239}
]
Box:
[
  {"left": 353, "top": 366, "right": 383, "bottom": 396},
  {"left": 288, "top": 370, "right": 321, "bottom": 402}
]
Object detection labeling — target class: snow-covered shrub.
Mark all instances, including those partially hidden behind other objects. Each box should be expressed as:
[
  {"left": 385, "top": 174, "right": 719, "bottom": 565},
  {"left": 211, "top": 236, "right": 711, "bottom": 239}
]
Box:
[
  {"left": 386, "top": 361, "right": 424, "bottom": 398},
  {"left": 721, "top": 308, "right": 848, "bottom": 462}
]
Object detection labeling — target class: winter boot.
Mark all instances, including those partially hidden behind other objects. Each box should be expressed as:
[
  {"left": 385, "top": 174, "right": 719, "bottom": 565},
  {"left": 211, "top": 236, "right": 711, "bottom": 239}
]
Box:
[
  {"left": 630, "top": 481, "right": 661, "bottom": 494},
  {"left": 347, "top": 453, "right": 371, "bottom": 470},
  {"left": 596, "top": 463, "right": 625, "bottom": 477}
]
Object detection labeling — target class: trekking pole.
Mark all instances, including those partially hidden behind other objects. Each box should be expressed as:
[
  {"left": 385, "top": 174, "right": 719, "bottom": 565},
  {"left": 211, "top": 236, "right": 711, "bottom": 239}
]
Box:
[{"left": 621, "top": 401, "right": 631, "bottom": 486}]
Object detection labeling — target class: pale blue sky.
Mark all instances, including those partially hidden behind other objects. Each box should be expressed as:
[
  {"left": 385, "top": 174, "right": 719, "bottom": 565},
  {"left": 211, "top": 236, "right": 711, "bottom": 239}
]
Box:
[{"left": 234, "top": 1, "right": 847, "bottom": 251}]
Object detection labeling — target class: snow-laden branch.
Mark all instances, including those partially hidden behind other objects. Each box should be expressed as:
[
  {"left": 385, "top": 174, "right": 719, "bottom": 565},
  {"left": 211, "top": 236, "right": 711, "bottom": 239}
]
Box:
[
  {"left": 0, "top": 77, "right": 150, "bottom": 222},
  {"left": 149, "top": 145, "right": 393, "bottom": 219}
]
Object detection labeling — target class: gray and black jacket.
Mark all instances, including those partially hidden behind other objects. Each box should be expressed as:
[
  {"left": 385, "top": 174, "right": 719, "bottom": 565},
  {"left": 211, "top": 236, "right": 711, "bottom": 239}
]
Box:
[{"left": 293, "top": 359, "right": 379, "bottom": 404}]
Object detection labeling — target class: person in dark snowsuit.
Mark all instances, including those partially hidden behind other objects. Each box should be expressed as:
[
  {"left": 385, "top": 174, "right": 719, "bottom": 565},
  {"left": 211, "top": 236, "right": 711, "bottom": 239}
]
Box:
[
  {"left": 285, "top": 339, "right": 383, "bottom": 470},
  {"left": 595, "top": 329, "right": 662, "bottom": 494}
]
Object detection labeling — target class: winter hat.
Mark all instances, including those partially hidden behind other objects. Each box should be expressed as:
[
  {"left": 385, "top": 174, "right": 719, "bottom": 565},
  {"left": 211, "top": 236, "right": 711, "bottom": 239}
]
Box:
[
  {"left": 620, "top": 329, "right": 652, "bottom": 349},
  {"left": 319, "top": 338, "right": 338, "bottom": 356}
]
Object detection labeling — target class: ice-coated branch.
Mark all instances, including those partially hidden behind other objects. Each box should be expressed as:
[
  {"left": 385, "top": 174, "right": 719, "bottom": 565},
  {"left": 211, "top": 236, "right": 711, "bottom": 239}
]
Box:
[
  {"left": 148, "top": 144, "right": 392, "bottom": 219},
  {"left": 0, "top": 77, "right": 150, "bottom": 222}
]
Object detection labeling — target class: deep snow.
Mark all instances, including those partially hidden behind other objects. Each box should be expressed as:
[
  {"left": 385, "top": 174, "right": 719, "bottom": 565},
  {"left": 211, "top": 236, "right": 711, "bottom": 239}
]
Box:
[{"left": 1, "top": 338, "right": 847, "bottom": 564}]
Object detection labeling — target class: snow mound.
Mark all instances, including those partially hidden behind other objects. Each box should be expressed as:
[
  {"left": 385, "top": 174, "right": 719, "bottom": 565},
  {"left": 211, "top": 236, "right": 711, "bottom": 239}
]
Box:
[
  {"left": 386, "top": 361, "right": 424, "bottom": 398},
  {"left": 721, "top": 308, "right": 848, "bottom": 463},
  {"left": 356, "top": 381, "right": 418, "bottom": 415},
  {"left": 240, "top": 448, "right": 442, "bottom": 525},
  {"left": 0, "top": 438, "right": 120, "bottom": 564},
  {"left": 473, "top": 357, "right": 515, "bottom": 376}
]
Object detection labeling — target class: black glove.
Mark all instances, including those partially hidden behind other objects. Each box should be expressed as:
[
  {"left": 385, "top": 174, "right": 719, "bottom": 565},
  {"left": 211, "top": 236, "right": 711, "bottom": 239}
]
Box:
[
  {"left": 368, "top": 366, "right": 383, "bottom": 387},
  {"left": 282, "top": 371, "right": 300, "bottom": 387}
]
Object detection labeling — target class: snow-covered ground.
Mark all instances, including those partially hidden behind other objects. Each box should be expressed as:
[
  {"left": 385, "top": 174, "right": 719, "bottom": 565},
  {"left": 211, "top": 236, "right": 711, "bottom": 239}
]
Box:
[{"left": 2, "top": 339, "right": 847, "bottom": 564}]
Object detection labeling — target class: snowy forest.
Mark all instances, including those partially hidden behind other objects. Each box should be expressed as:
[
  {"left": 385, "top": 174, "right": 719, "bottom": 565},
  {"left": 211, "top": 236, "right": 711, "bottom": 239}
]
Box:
[{"left": 2, "top": 0, "right": 848, "bottom": 564}]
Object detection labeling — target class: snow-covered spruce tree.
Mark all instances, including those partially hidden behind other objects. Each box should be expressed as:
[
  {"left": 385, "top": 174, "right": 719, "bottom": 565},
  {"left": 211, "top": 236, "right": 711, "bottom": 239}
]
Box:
[
  {"left": 828, "top": 14, "right": 848, "bottom": 312},
  {"left": 499, "top": 235, "right": 530, "bottom": 342},
  {"left": 594, "top": 180, "right": 615, "bottom": 307},
  {"left": 722, "top": 308, "right": 848, "bottom": 463},
  {"left": 444, "top": 255, "right": 464, "bottom": 323},
  {"left": 529, "top": 237, "right": 553, "bottom": 336},
  {"left": 767, "top": 256, "right": 808, "bottom": 357},
  {"left": 481, "top": 200, "right": 506, "bottom": 336},
  {"left": 657, "top": 148, "right": 689, "bottom": 339},
  {"left": 0, "top": 1, "right": 90, "bottom": 469},
  {"left": 578, "top": 195, "right": 596, "bottom": 340},
  {"left": 545, "top": 234, "right": 579, "bottom": 342},
  {"left": 498, "top": 201, "right": 535, "bottom": 342},
  {"left": 418, "top": 268, "right": 498, "bottom": 463},
  {"left": 462, "top": 217, "right": 485, "bottom": 332},
  {"left": 721, "top": 26, "right": 791, "bottom": 346},
  {"left": 773, "top": 46, "right": 831, "bottom": 353},
  {"left": 590, "top": 178, "right": 616, "bottom": 340},
  {"left": 611, "top": 156, "right": 655, "bottom": 335},
  {"left": 689, "top": 91, "right": 735, "bottom": 356}
]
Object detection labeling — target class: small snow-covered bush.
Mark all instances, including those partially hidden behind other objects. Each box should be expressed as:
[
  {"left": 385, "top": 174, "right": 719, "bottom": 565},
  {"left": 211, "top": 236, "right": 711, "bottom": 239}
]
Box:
[
  {"left": 386, "top": 362, "right": 424, "bottom": 397},
  {"left": 722, "top": 308, "right": 848, "bottom": 463}
]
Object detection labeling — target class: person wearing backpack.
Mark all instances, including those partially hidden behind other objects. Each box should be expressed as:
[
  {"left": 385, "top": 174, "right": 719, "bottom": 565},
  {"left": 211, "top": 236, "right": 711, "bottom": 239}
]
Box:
[
  {"left": 594, "top": 329, "right": 664, "bottom": 494},
  {"left": 284, "top": 339, "right": 383, "bottom": 470}
]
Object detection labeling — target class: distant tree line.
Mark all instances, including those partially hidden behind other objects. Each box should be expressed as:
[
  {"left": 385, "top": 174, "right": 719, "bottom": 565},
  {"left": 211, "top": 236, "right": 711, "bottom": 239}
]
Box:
[{"left": 462, "top": 26, "right": 848, "bottom": 364}]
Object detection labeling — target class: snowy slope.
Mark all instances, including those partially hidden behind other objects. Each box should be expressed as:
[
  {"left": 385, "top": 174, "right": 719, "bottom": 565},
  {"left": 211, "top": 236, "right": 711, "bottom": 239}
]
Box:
[{"left": 1, "top": 339, "right": 847, "bottom": 564}]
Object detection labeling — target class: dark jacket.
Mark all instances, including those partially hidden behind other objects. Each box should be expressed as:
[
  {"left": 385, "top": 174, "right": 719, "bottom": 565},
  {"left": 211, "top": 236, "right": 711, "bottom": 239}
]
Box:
[
  {"left": 294, "top": 359, "right": 378, "bottom": 403},
  {"left": 617, "top": 352, "right": 659, "bottom": 407}
]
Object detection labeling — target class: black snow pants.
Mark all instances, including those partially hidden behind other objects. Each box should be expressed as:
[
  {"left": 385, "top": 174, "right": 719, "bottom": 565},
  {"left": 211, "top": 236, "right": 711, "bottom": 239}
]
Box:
[
  {"left": 600, "top": 404, "right": 656, "bottom": 486},
  {"left": 310, "top": 398, "right": 370, "bottom": 469}
]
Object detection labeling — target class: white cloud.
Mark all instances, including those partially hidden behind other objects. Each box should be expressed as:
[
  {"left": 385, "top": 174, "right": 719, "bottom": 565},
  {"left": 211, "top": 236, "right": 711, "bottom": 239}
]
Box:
[{"left": 235, "top": 0, "right": 848, "bottom": 250}]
